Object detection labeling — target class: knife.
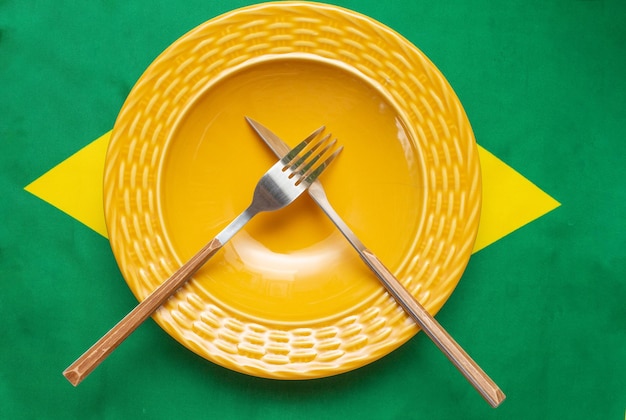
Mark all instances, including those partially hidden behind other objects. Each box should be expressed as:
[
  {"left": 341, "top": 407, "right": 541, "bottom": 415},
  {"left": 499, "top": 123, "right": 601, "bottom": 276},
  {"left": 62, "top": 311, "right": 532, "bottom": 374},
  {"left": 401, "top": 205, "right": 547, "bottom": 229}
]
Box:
[{"left": 246, "top": 117, "right": 505, "bottom": 408}]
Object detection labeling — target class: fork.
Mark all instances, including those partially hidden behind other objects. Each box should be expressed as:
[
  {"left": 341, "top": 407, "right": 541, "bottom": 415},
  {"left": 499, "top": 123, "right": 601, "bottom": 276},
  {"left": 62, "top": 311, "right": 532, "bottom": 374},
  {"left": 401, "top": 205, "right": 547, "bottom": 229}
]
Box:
[{"left": 63, "top": 129, "right": 342, "bottom": 386}]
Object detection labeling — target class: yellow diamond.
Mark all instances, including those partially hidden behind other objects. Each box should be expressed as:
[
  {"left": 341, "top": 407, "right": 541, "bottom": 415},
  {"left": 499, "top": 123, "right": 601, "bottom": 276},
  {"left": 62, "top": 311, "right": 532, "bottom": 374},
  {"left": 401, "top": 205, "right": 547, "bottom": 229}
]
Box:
[
  {"left": 24, "top": 132, "right": 560, "bottom": 250},
  {"left": 473, "top": 145, "right": 560, "bottom": 251},
  {"left": 25, "top": 132, "right": 110, "bottom": 238}
]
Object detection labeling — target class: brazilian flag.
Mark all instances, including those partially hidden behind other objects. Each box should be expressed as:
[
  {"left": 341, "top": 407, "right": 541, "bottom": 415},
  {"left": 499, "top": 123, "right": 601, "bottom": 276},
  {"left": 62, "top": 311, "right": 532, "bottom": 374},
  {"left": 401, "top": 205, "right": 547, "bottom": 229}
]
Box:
[{"left": 2, "top": 1, "right": 624, "bottom": 419}]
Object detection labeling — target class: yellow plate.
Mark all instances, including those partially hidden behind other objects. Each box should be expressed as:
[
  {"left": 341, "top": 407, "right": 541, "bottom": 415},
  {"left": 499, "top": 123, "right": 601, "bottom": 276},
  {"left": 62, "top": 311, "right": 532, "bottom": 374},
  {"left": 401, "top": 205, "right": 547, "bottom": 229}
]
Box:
[{"left": 104, "top": 1, "right": 481, "bottom": 379}]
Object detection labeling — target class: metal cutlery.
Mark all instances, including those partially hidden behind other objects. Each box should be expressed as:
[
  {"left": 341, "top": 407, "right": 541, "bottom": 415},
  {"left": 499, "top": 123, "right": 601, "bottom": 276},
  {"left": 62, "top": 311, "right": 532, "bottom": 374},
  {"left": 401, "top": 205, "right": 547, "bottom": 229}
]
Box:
[
  {"left": 246, "top": 117, "right": 505, "bottom": 408},
  {"left": 63, "top": 129, "right": 342, "bottom": 386}
]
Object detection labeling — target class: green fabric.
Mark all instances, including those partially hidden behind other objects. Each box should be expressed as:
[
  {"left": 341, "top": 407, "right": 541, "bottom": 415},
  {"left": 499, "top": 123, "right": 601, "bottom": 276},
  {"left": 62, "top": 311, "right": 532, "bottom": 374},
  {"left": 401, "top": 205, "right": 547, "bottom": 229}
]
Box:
[{"left": 1, "top": 1, "right": 624, "bottom": 419}]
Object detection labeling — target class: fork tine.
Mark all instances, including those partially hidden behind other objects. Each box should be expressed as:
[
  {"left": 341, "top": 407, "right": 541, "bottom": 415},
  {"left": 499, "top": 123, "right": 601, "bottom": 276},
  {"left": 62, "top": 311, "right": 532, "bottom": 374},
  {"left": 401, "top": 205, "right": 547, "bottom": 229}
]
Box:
[
  {"left": 293, "top": 136, "right": 336, "bottom": 174},
  {"left": 296, "top": 142, "right": 343, "bottom": 186},
  {"left": 285, "top": 133, "right": 332, "bottom": 172},
  {"left": 281, "top": 126, "right": 325, "bottom": 164}
]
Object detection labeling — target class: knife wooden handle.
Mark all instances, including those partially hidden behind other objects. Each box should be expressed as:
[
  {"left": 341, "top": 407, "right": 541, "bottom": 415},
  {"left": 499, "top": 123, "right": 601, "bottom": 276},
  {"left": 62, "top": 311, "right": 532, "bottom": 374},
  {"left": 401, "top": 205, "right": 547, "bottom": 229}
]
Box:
[
  {"left": 63, "top": 238, "right": 223, "bottom": 386},
  {"left": 360, "top": 249, "right": 506, "bottom": 408}
]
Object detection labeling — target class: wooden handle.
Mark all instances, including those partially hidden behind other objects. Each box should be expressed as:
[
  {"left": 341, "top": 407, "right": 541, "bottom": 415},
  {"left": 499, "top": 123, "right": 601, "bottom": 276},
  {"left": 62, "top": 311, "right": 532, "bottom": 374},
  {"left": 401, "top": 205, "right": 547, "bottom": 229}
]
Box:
[
  {"left": 361, "top": 249, "right": 505, "bottom": 408},
  {"left": 63, "top": 238, "right": 223, "bottom": 386}
]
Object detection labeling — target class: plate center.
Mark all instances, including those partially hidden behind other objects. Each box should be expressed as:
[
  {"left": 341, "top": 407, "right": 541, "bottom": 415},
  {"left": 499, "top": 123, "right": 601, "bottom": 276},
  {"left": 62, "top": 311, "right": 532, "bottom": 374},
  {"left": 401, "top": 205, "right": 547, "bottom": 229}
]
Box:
[{"left": 160, "top": 57, "right": 425, "bottom": 324}]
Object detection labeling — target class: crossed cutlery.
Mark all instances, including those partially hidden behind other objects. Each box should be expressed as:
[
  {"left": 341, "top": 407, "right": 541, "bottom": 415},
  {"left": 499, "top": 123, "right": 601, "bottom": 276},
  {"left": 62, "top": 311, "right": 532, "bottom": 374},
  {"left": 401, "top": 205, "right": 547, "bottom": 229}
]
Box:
[{"left": 64, "top": 117, "right": 504, "bottom": 408}]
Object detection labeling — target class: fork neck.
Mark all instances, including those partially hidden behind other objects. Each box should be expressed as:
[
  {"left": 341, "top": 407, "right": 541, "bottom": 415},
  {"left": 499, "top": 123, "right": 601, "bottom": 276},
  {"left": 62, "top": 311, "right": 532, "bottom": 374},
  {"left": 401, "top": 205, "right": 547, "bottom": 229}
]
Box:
[{"left": 214, "top": 206, "right": 257, "bottom": 245}]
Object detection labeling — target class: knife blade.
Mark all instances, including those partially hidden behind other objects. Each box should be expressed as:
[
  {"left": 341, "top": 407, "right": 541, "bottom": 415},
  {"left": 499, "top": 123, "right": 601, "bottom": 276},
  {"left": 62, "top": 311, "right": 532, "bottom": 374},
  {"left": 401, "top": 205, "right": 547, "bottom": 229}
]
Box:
[{"left": 245, "top": 116, "right": 505, "bottom": 408}]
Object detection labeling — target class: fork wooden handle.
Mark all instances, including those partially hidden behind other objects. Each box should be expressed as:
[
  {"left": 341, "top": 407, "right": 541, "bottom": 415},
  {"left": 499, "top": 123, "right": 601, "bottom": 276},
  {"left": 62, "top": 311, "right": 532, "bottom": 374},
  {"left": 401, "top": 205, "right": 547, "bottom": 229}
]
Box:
[
  {"left": 63, "top": 238, "right": 223, "bottom": 386},
  {"left": 361, "top": 249, "right": 506, "bottom": 408}
]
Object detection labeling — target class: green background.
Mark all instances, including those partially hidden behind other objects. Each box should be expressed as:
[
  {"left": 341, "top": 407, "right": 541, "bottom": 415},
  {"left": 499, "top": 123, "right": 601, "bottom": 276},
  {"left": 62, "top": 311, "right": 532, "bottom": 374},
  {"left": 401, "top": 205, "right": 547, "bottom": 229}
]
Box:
[{"left": 1, "top": 0, "right": 624, "bottom": 418}]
